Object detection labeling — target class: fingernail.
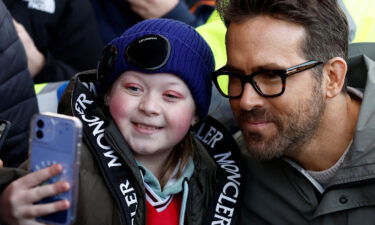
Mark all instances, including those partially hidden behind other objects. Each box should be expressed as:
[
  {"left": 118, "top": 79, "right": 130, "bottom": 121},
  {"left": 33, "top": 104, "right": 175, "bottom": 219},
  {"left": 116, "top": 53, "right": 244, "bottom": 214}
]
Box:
[
  {"left": 55, "top": 163, "right": 63, "bottom": 171},
  {"left": 60, "top": 199, "right": 70, "bottom": 209},
  {"left": 63, "top": 182, "right": 71, "bottom": 190},
  {"left": 65, "top": 200, "right": 71, "bottom": 208}
]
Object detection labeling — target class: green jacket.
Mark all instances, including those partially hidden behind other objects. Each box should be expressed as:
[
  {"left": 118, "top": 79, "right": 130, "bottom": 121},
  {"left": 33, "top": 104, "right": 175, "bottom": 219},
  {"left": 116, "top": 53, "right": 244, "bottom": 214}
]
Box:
[
  {"left": 74, "top": 123, "right": 216, "bottom": 225},
  {"left": 238, "top": 47, "right": 375, "bottom": 224}
]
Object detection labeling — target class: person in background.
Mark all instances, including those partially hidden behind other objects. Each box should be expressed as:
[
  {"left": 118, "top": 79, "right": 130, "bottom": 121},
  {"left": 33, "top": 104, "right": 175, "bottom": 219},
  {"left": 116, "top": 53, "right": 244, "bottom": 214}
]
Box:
[
  {"left": 212, "top": 0, "right": 375, "bottom": 224},
  {"left": 0, "top": 0, "right": 39, "bottom": 167},
  {"left": 4, "top": 0, "right": 103, "bottom": 83},
  {"left": 90, "top": 0, "right": 215, "bottom": 44},
  {"left": 0, "top": 18, "right": 242, "bottom": 225}
]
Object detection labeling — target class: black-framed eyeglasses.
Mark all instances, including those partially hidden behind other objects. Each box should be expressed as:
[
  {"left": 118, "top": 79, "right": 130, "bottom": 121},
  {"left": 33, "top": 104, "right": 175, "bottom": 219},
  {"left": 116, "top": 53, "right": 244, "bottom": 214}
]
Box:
[{"left": 211, "top": 60, "right": 323, "bottom": 98}]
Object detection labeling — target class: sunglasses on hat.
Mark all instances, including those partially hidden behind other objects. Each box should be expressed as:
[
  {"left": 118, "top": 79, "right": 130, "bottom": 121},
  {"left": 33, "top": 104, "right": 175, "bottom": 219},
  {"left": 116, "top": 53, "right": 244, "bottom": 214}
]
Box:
[{"left": 97, "top": 34, "right": 171, "bottom": 85}]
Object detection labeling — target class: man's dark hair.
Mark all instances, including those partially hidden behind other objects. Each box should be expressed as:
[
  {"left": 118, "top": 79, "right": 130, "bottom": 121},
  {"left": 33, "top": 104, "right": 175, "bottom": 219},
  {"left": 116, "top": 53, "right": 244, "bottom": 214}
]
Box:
[{"left": 217, "top": 0, "right": 349, "bottom": 87}]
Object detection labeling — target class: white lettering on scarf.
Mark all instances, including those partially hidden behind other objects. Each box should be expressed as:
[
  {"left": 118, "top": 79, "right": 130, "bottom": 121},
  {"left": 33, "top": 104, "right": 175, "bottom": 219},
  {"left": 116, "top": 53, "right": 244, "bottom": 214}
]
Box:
[
  {"left": 23, "top": 0, "right": 55, "bottom": 14},
  {"left": 75, "top": 93, "right": 122, "bottom": 168}
]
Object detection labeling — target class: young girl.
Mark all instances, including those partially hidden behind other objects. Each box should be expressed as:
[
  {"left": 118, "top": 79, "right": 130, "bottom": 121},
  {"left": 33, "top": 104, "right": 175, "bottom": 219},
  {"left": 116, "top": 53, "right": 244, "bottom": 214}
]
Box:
[{"left": 0, "top": 19, "right": 242, "bottom": 225}]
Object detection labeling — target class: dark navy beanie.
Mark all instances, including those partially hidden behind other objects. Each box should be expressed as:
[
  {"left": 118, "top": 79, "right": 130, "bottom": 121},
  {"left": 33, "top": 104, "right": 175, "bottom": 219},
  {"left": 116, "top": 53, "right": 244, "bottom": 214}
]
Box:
[{"left": 97, "top": 18, "right": 215, "bottom": 120}]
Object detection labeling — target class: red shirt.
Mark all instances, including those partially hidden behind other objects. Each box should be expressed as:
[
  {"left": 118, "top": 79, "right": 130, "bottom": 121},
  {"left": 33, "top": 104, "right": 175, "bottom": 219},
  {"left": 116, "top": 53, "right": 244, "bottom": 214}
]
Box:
[{"left": 146, "top": 193, "right": 182, "bottom": 225}]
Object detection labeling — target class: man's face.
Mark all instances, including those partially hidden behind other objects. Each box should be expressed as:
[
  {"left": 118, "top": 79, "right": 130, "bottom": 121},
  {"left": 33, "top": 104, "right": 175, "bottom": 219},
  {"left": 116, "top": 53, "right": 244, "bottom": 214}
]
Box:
[{"left": 227, "top": 15, "right": 326, "bottom": 160}]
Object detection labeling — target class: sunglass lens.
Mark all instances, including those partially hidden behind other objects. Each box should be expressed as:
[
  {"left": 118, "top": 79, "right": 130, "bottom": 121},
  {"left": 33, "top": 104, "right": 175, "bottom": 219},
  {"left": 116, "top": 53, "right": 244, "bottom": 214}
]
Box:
[
  {"left": 126, "top": 34, "right": 170, "bottom": 70},
  {"left": 97, "top": 45, "right": 118, "bottom": 84}
]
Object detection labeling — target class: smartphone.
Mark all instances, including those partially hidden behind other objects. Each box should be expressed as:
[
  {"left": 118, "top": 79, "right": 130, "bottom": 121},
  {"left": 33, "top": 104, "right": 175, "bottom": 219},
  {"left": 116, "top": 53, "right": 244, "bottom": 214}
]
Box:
[
  {"left": 29, "top": 112, "right": 82, "bottom": 225},
  {"left": 0, "top": 120, "right": 11, "bottom": 151}
]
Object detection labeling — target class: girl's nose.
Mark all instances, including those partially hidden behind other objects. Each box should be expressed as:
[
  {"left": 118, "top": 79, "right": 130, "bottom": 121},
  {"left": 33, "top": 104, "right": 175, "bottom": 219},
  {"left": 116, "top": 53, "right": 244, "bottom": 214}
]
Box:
[{"left": 138, "top": 93, "right": 161, "bottom": 116}]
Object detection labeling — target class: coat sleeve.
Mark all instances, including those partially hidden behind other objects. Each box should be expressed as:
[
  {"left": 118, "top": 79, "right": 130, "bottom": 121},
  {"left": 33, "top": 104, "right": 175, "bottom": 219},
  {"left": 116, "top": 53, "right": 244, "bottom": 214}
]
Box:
[
  {"left": 6, "top": 0, "right": 104, "bottom": 83},
  {"left": 34, "top": 0, "right": 104, "bottom": 83},
  {"left": 38, "top": 0, "right": 103, "bottom": 81},
  {"left": 0, "top": 167, "right": 28, "bottom": 193},
  {"left": 33, "top": 50, "right": 79, "bottom": 83},
  {"left": 0, "top": 0, "right": 39, "bottom": 167}
]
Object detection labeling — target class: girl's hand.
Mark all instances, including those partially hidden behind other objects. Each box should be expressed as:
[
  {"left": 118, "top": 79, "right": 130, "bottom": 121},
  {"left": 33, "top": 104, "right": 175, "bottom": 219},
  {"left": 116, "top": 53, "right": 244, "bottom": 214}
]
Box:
[{"left": 0, "top": 164, "right": 70, "bottom": 225}]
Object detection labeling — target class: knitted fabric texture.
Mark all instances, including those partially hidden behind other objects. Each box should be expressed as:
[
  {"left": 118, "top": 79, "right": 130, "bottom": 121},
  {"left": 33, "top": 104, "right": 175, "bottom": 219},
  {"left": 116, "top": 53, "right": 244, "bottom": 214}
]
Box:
[{"left": 100, "top": 18, "right": 215, "bottom": 119}]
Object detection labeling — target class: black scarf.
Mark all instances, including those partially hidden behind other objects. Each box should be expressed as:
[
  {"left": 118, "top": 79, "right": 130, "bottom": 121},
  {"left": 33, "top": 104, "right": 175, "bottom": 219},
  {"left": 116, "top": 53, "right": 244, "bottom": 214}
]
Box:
[{"left": 70, "top": 74, "right": 243, "bottom": 225}]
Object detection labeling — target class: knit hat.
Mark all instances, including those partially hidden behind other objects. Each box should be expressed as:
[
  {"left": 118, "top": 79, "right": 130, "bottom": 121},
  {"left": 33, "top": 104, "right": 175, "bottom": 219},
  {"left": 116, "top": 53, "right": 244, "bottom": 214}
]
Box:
[{"left": 96, "top": 18, "right": 215, "bottom": 120}]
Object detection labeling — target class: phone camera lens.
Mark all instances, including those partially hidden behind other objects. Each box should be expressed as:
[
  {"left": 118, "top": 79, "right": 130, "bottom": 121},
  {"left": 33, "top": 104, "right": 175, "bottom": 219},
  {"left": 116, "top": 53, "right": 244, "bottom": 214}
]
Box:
[
  {"left": 36, "top": 130, "right": 44, "bottom": 139},
  {"left": 37, "top": 120, "right": 44, "bottom": 128}
]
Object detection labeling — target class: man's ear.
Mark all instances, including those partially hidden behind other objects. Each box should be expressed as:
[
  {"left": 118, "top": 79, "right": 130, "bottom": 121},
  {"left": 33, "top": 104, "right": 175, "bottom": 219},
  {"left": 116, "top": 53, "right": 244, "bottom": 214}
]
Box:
[{"left": 323, "top": 57, "right": 347, "bottom": 98}]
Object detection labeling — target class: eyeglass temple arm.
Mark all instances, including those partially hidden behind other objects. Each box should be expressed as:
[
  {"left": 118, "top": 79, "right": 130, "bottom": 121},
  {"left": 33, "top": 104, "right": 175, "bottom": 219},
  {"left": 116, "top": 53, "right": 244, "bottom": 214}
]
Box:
[{"left": 286, "top": 61, "right": 322, "bottom": 75}]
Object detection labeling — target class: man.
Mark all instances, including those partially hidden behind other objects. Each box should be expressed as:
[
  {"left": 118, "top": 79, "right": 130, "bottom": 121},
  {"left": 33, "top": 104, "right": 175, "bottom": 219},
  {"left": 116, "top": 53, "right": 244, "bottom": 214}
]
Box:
[{"left": 211, "top": 0, "right": 375, "bottom": 224}]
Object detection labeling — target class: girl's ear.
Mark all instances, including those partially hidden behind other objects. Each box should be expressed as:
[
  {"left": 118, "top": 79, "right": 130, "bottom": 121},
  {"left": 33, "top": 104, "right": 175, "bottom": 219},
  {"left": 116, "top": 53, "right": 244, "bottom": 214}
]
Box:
[
  {"left": 104, "top": 95, "right": 110, "bottom": 106},
  {"left": 191, "top": 115, "right": 199, "bottom": 127},
  {"left": 102, "top": 94, "right": 111, "bottom": 120}
]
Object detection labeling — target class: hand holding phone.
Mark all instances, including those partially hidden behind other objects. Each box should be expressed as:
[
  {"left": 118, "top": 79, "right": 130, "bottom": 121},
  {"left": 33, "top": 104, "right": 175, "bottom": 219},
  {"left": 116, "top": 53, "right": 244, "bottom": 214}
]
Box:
[
  {"left": 0, "top": 164, "right": 70, "bottom": 225},
  {"left": 29, "top": 113, "right": 82, "bottom": 225}
]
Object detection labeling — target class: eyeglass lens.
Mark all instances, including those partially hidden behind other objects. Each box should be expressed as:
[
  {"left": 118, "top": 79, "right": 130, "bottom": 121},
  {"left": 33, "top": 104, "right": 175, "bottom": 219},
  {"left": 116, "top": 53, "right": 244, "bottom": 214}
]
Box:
[
  {"left": 214, "top": 60, "right": 321, "bottom": 98},
  {"left": 216, "top": 72, "right": 284, "bottom": 97}
]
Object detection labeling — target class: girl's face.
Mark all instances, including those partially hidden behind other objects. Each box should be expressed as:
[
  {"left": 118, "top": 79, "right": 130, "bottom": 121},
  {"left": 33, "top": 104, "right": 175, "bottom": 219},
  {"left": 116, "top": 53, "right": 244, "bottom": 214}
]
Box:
[{"left": 107, "top": 71, "right": 198, "bottom": 162}]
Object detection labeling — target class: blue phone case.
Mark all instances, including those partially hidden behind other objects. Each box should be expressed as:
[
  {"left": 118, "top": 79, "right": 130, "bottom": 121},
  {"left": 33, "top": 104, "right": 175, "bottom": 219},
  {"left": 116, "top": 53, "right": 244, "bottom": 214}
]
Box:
[{"left": 29, "top": 113, "right": 82, "bottom": 225}]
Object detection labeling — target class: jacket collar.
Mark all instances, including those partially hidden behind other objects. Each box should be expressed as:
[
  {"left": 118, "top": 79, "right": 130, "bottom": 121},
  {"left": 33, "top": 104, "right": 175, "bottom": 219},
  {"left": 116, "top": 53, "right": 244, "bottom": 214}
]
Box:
[{"left": 328, "top": 55, "right": 375, "bottom": 186}]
